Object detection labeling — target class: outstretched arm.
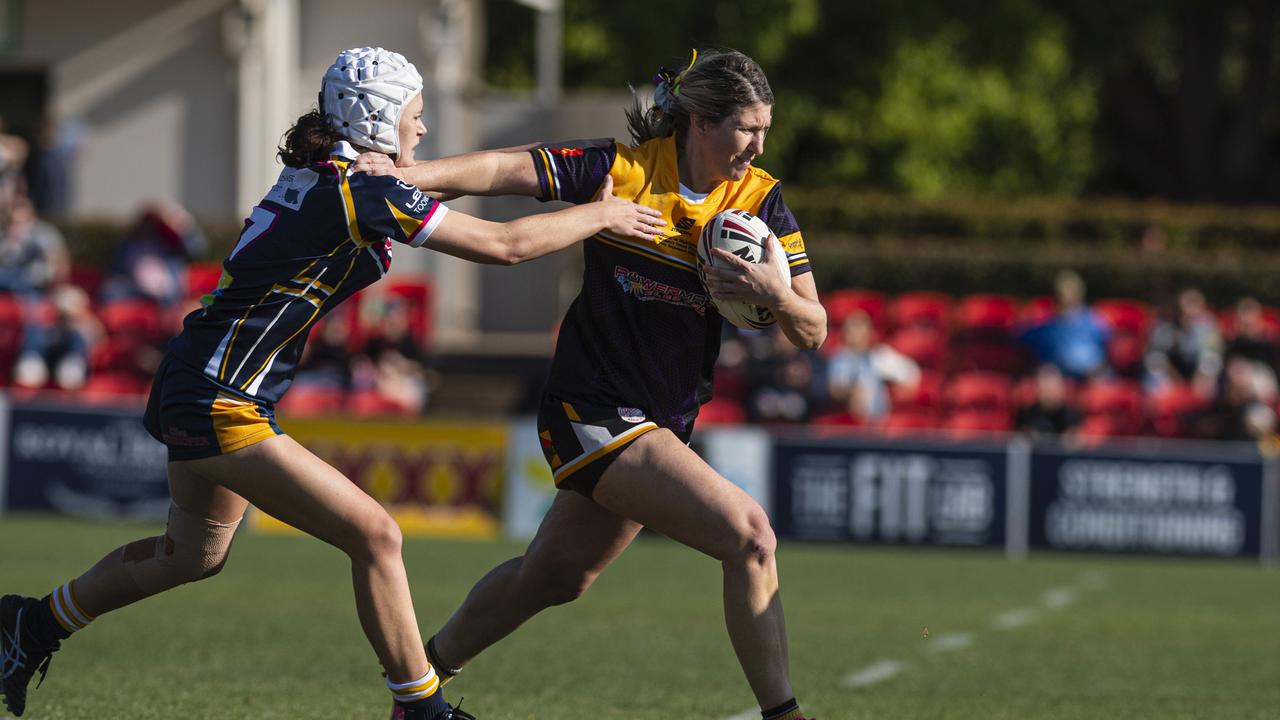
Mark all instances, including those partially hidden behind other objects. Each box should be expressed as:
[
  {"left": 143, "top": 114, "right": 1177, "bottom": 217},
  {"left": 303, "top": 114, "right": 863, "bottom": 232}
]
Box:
[
  {"left": 702, "top": 236, "right": 828, "bottom": 349},
  {"left": 424, "top": 175, "right": 664, "bottom": 265},
  {"left": 353, "top": 145, "right": 542, "bottom": 197}
]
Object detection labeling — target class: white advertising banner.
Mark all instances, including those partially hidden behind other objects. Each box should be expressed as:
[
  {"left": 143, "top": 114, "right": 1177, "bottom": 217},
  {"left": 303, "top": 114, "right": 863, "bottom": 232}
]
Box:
[{"left": 695, "top": 426, "right": 773, "bottom": 518}]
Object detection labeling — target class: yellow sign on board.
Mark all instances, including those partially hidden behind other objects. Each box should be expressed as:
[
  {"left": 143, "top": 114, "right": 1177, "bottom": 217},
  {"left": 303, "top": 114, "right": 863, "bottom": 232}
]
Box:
[{"left": 251, "top": 419, "right": 508, "bottom": 539}]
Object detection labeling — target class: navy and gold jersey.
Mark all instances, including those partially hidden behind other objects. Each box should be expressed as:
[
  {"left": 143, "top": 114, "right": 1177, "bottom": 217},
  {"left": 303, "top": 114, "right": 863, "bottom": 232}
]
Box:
[
  {"left": 530, "top": 135, "right": 811, "bottom": 433},
  {"left": 166, "top": 141, "right": 449, "bottom": 404}
]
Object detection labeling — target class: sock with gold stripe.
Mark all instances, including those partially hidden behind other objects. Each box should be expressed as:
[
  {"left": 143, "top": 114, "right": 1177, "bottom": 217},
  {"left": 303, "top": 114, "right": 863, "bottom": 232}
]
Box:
[
  {"left": 762, "top": 698, "right": 805, "bottom": 720},
  {"left": 30, "top": 581, "right": 95, "bottom": 645},
  {"left": 388, "top": 666, "right": 449, "bottom": 719}
]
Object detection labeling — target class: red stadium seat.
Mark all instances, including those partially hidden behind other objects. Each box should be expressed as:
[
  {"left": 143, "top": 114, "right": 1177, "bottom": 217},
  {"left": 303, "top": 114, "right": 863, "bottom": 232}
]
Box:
[
  {"left": 1146, "top": 382, "right": 1209, "bottom": 437},
  {"left": 941, "top": 409, "right": 1013, "bottom": 438},
  {"left": 80, "top": 371, "right": 150, "bottom": 398},
  {"left": 382, "top": 278, "right": 434, "bottom": 346},
  {"left": 1019, "top": 296, "right": 1057, "bottom": 327},
  {"left": 277, "top": 384, "right": 346, "bottom": 418},
  {"left": 823, "top": 289, "right": 886, "bottom": 332},
  {"left": 699, "top": 397, "right": 747, "bottom": 425},
  {"left": 887, "top": 326, "right": 947, "bottom": 370},
  {"left": 186, "top": 261, "right": 226, "bottom": 299},
  {"left": 1217, "top": 304, "right": 1280, "bottom": 340},
  {"left": 890, "top": 370, "right": 944, "bottom": 410},
  {"left": 955, "top": 294, "right": 1017, "bottom": 331},
  {"left": 1079, "top": 379, "right": 1144, "bottom": 436},
  {"left": 880, "top": 408, "right": 941, "bottom": 436},
  {"left": 945, "top": 372, "right": 1012, "bottom": 413},
  {"left": 888, "top": 292, "right": 951, "bottom": 333},
  {"left": 810, "top": 410, "right": 861, "bottom": 427},
  {"left": 1093, "top": 298, "right": 1152, "bottom": 336},
  {"left": 69, "top": 265, "right": 105, "bottom": 299},
  {"left": 347, "top": 388, "right": 418, "bottom": 418},
  {"left": 98, "top": 299, "right": 164, "bottom": 344}
]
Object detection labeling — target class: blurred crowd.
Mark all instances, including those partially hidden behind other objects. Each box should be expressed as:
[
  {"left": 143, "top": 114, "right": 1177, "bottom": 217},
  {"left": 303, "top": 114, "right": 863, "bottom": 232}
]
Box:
[
  {"left": 710, "top": 269, "right": 1280, "bottom": 444},
  {"left": 0, "top": 127, "right": 434, "bottom": 416}
]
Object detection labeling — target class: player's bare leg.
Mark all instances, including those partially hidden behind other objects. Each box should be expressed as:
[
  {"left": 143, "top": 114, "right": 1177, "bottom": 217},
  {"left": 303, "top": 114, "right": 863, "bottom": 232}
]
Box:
[
  {"left": 430, "top": 490, "right": 641, "bottom": 674},
  {"left": 591, "top": 429, "right": 796, "bottom": 713}
]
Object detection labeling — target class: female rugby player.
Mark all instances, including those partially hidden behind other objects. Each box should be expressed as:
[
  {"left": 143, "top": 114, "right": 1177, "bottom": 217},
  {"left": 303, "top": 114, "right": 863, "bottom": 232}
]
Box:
[
  {"left": 357, "top": 49, "right": 825, "bottom": 720},
  {"left": 0, "top": 47, "right": 664, "bottom": 720}
]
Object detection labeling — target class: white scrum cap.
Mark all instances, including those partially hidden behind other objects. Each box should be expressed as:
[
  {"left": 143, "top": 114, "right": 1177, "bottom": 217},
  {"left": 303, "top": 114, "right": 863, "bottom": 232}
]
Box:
[{"left": 321, "top": 47, "right": 423, "bottom": 158}]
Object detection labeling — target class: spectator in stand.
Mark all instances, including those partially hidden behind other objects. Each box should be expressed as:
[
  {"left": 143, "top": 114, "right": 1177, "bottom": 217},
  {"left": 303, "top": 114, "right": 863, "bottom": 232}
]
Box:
[
  {"left": 0, "top": 139, "right": 69, "bottom": 297},
  {"left": 292, "top": 311, "right": 357, "bottom": 393},
  {"left": 1193, "top": 355, "right": 1278, "bottom": 441},
  {"left": 13, "top": 285, "right": 102, "bottom": 390},
  {"left": 102, "top": 200, "right": 208, "bottom": 309},
  {"left": 826, "top": 310, "right": 920, "bottom": 422},
  {"left": 1019, "top": 270, "right": 1110, "bottom": 381},
  {"left": 23, "top": 116, "right": 80, "bottom": 217},
  {"left": 353, "top": 294, "right": 437, "bottom": 415},
  {"left": 1144, "top": 287, "right": 1222, "bottom": 393},
  {"left": 1223, "top": 297, "right": 1280, "bottom": 374},
  {"left": 746, "top": 326, "right": 821, "bottom": 424},
  {"left": 1015, "top": 364, "right": 1081, "bottom": 441}
]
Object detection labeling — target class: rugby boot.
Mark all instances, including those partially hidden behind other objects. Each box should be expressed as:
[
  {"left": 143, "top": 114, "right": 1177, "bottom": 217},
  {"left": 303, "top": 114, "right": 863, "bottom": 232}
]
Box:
[
  {"left": 390, "top": 698, "right": 477, "bottom": 720},
  {"left": 1, "top": 595, "right": 61, "bottom": 717}
]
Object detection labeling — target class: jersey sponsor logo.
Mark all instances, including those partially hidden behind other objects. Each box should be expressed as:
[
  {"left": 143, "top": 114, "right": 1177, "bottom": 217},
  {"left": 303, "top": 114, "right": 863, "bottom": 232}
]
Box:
[
  {"left": 617, "top": 407, "right": 646, "bottom": 423},
  {"left": 674, "top": 217, "right": 696, "bottom": 234},
  {"left": 549, "top": 147, "right": 586, "bottom": 157},
  {"left": 613, "top": 265, "right": 708, "bottom": 315},
  {"left": 265, "top": 168, "right": 320, "bottom": 210}
]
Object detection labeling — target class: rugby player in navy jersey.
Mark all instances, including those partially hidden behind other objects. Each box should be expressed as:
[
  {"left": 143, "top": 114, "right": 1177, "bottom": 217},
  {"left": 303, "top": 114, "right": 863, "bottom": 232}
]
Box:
[
  {"left": 0, "top": 47, "right": 663, "bottom": 720},
  {"left": 356, "top": 49, "right": 826, "bottom": 720}
]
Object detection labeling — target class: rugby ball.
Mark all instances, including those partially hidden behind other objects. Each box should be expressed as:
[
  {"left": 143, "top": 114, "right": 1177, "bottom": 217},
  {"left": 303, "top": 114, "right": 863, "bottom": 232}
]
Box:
[{"left": 697, "top": 209, "right": 791, "bottom": 329}]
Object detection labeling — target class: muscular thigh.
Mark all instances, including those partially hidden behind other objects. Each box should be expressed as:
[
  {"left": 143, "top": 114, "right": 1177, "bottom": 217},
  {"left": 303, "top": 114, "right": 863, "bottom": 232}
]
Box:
[
  {"left": 591, "top": 429, "right": 766, "bottom": 560},
  {"left": 521, "top": 490, "right": 641, "bottom": 582}
]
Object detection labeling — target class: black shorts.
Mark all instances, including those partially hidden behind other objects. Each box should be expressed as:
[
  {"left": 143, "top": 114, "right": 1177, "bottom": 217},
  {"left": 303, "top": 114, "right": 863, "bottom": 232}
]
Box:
[
  {"left": 144, "top": 356, "right": 283, "bottom": 462},
  {"left": 536, "top": 393, "right": 691, "bottom": 497}
]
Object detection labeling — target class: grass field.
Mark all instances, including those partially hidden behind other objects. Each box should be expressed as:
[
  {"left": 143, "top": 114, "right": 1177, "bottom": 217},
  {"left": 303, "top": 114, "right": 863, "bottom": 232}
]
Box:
[{"left": 2, "top": 513, "right": 1278, "bottom": 720}]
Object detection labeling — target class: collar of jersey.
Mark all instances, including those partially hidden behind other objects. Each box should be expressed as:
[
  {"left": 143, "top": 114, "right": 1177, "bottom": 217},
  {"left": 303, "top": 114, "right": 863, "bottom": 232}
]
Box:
[{"left": 328, "top": 140, "right": 361, "bottom": 161}]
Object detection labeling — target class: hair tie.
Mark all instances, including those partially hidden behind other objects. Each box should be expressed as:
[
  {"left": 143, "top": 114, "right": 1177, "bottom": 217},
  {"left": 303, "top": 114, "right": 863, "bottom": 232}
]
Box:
[{"left": 652, "top": 49, "right": 698, "bottom": 114}]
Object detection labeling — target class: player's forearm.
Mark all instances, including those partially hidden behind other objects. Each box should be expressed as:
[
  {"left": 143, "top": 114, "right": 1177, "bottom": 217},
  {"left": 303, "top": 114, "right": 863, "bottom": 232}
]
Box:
[
  {"left": 772, "top": 291, "right": 828, "bottom": 350},
  {"left": 400, "top": 151, "right": 540, "bottom": 197},
  {"left": 499, "top": 204, "right": 606, "bottom": 264}
]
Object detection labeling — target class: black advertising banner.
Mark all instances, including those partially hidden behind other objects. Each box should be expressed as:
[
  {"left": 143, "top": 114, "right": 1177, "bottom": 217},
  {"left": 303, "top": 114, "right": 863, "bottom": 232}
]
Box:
[
  {"left": 774, "top": 437, "right": 1009, "bottom": 547},
  {"left": 5, "top": 402, "right": 170, "bottom": 519},
  {"left": 1028, "top": 442, "right": 1266, "bottom": 557}
]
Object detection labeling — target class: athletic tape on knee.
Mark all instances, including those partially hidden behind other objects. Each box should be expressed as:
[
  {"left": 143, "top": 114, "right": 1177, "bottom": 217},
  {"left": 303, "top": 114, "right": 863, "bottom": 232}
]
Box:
[{"left": 122, "top": 502, "right": 241, "bottom": 595}]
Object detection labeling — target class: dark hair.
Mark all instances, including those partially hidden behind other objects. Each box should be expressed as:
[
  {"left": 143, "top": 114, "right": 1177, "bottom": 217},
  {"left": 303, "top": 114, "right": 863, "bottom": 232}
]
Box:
[
  {"left": 625, "top": 49, "right": 775, "bottom": 147},
  {"left": 278, "top": 109, "right": 345, "bottom": 168}
]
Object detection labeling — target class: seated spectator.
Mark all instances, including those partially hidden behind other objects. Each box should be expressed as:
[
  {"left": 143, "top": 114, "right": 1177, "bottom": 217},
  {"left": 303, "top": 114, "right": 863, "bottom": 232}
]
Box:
[
  {"left": 102, "top": 200, "right": 208, "bottom": 308},
  {"left": 826, "top": 310, "right": 920, "bottom": 422},
  {"left": 746, "top": 327, "right": 820, "bottom": 425},
  {"left": 1223, "top": 297, "right": 1279, "bottom": 374},
  {"left": 353, "top": 295, "right": 436, "bottom": 415},
  {"left": 293, "top": 312, "right": 356, "bottom": 392},
  {"left": 13, "top": 285, "right": 101, "bottom": 390},
  {"left": 1015, "top": 364, "right": 1081, "bottom": 440},
  {"left": 1144, "top": 287, "right": 1222, "bottom": 393},
  {"left": 1193, "top": 356, "right": 1277, "bottom": 441},
  {"left": 1019, "top": 270, "right": 1110, "bottom": 381},
  {"left": 0, "top": 147, "right": 69, "bottom": 298}
]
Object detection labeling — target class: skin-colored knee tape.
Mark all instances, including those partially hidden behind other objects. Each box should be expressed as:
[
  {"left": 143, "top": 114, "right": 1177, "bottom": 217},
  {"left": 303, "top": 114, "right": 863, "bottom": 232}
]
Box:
[{"left": 121, "top": 502, "right": 242, "bottom": 595}]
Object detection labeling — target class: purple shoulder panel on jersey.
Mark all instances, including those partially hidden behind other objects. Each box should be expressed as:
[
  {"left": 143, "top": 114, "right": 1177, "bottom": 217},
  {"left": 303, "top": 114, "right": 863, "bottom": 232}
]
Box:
[{"left": 530, "top": 139, "right": 619, "bottom": 204}]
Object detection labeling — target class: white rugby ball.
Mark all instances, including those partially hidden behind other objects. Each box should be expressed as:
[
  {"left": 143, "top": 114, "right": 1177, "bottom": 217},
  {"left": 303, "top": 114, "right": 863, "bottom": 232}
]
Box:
[{"left": 697, "top": 209, "right": 791, "bottom": 329}]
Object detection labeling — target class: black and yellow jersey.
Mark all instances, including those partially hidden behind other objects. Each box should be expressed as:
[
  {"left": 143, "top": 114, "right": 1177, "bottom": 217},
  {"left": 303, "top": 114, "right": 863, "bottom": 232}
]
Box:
[
  {"left": 530, "top": 135, "right": 811, "bottom": 432},
  {"left": 167, "top": 141, "right": 449, "bottom": 404}
]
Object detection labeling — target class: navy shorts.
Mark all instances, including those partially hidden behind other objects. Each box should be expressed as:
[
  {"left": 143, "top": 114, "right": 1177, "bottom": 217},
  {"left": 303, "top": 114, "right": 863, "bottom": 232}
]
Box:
[
  {"left": 144, "top": 356, "right": 283, "bottom": 462},
  {"left": 536, "top": 393, "right": 691, "bottom": 497}
]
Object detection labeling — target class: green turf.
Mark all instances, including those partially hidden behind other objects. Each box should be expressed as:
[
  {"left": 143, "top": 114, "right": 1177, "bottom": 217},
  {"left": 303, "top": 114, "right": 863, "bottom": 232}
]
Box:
[{"left": 2, "top": 513, "right": 1278, "bottom": 719}]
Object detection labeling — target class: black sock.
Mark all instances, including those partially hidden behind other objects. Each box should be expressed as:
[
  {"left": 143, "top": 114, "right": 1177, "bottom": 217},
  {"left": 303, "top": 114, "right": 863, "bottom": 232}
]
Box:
[
  {"left": 762, "top": 697, "right": 801, "bottom": 720},
  {"left": 427, "top": 636, "right": 461, "bottom": 678}
]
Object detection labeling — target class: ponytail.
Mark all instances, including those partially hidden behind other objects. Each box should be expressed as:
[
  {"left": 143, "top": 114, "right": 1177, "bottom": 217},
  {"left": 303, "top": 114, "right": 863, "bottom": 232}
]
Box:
[{"left": 278, "top": 109, "right": 345, "bottom": 168}]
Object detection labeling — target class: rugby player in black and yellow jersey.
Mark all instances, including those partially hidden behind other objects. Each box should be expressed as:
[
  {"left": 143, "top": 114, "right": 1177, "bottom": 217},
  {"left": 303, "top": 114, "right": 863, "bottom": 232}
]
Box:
[
  {"left": 357, "top": 49, "right": 826, "bottom": 720},
  {"left": 0, "top": 47, "right": 664, "bottom": 720}
]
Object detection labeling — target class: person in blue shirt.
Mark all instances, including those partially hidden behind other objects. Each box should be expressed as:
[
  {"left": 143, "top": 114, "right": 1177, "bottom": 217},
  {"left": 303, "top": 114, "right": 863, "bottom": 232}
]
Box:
[
  {"left": 0, "top": 47, "right": 664, "bottom": 720},
  {"left": 1020, "top": 270, "right": 1111, "bottom": 380}
]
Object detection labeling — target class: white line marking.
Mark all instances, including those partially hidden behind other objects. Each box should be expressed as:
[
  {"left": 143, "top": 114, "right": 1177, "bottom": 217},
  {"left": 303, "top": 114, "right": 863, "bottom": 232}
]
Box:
[
  {"left": 1043, "top": 586, "right": 1078, "bottom": 609},
  {"left": 991, "top": 607, "right": 1040, "bottom": 630},
  {"left": 926, "top": 631, "right": 975, "bottom": 653},
  {"left": 843, "top": 659, "right": 909, "bottom": 687}
]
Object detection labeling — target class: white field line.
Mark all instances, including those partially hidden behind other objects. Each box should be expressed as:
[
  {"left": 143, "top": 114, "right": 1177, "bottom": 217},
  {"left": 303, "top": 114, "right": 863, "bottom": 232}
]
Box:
[
  {"left": 926, "top": 631, "right": 975, "bottom": 653},
  {"left": 1042, "top": 586, "right": 1079, "bottom": 609},
  {"left": 991, "top": 607, "right": 1040, "bottom": 630},
  {"left": 725, "top": 711, "right": 759, "bottom": 720},
  {"left": 844, "top": 659, "right": 910, "bottom": 687}
]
